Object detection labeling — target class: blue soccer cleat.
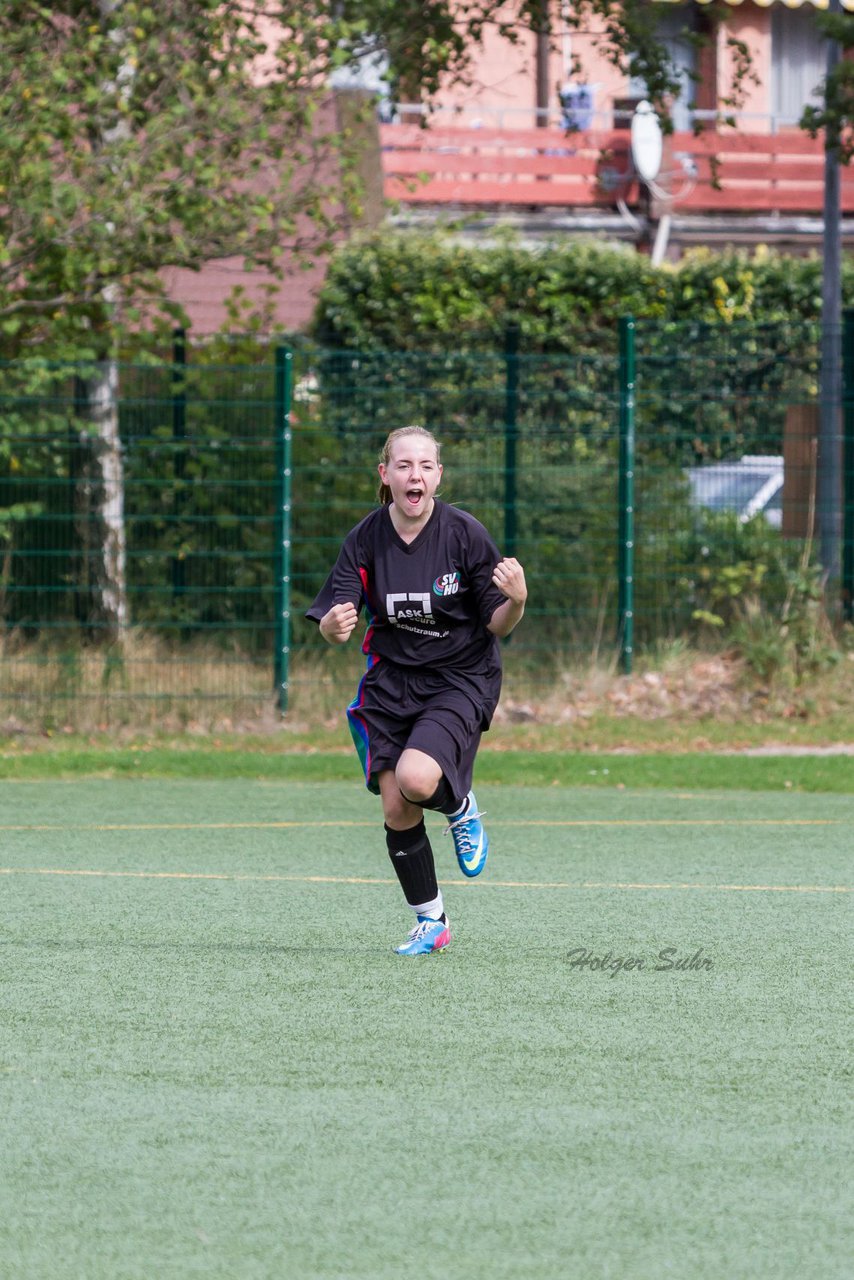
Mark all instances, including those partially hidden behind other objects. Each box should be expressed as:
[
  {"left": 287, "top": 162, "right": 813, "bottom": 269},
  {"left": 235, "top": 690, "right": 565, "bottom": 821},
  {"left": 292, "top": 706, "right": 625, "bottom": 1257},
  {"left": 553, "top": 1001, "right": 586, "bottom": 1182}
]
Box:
[
  {"left": 444, "top": 791, "right": 489, "bottom": 878},
  {"left": 394, "top": 915, "right": 451, "bottom": 956}
]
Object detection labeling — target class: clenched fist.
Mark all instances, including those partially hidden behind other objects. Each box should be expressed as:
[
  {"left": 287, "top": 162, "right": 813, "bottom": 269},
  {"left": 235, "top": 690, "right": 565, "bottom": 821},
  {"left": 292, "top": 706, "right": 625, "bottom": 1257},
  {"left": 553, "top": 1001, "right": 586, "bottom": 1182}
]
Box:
[
  {"left": 492, "top": 557, "right": 527, "bottom": 605},
  {"left": 319, "top": 602, "right": 359, "bottom": 645}
]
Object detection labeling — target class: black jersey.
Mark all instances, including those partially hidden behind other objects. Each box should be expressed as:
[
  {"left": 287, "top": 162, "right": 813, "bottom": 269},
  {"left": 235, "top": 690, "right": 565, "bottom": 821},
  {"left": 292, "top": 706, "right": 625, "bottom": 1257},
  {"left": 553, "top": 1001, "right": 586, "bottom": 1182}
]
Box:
[{"left": 306, "top": 500, "right": 506, "bottom": 677}]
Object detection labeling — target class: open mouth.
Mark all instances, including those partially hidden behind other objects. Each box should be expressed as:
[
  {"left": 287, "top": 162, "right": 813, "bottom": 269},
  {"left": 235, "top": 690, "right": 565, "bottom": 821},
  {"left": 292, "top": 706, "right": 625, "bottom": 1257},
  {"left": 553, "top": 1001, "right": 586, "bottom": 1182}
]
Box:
[{"left": 405, "top": 488, "right": 424, "bottom": 507}]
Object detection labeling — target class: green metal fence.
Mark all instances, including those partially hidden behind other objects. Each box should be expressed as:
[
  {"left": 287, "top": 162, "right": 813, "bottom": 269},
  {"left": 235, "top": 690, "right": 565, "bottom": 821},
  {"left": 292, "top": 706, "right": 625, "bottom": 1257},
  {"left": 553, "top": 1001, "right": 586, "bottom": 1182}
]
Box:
[{"left": 1, "top": 318, "right": 852, "bottom": 729}]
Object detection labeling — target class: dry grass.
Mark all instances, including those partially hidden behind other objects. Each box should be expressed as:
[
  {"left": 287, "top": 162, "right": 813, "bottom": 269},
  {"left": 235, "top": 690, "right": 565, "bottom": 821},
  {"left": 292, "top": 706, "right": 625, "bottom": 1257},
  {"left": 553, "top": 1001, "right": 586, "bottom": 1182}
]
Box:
[
  {"left": 0, "top": 631, "right": 379, "bottom": 736},
  {"left": 2, "top": 631, "right": 854, "bottom": 748},
  {"left": 493, "top": 643, "right": 854, "bottom": 750},
  {"left": 0, "top": 631, "right": 277, "bottom": 735}
]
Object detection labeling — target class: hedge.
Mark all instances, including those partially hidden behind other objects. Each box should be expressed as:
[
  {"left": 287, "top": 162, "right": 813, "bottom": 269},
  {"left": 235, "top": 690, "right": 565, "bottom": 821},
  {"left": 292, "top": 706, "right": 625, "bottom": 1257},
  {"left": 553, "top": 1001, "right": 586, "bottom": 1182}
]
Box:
[{"left": 312, "top": 232, "right": 847, "bottom": 353}]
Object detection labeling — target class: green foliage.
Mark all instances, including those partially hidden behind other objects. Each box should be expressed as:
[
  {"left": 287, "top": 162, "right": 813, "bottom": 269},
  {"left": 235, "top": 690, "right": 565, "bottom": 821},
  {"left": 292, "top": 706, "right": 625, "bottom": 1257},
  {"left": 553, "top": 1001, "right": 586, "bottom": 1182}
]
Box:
[
  {"left": 121, "top": 363, "right": 284, "bottom": 646},
  {"left": 315, "top": 233, "right": 845, "bottom": 352},
  {"left": 0, "top": 362, "right": 75, "bottom": 628},
  {"left": 0, "top": 334, "right": 845, "bottom": 686},
  {"left": 0, "top": 1, "right": 392, "bottom": 358},
  {"left": 674, "top": 508, "right": 838, "bottom": 682},
  {"left": 314, "top": 234, "right": 662, "bottom": 353},
  {"left": 663, "top": 248, "right": 818, "bottom": 325},
  {"left": 313, "top": 235, "right": 827, "bottom": 463}
]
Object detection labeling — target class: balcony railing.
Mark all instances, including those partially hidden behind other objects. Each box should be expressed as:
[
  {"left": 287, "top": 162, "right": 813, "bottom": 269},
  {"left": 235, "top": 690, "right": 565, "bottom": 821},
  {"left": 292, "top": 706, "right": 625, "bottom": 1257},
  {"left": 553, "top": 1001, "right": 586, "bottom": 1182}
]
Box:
[{"left": 380, "top": 113, "right": 854, "bottom": 217}]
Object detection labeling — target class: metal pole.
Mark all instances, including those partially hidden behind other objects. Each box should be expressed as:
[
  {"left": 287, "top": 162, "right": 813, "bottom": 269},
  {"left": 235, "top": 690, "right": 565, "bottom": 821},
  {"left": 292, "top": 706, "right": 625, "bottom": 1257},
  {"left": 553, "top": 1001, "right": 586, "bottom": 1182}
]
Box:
[
  {"left": 172, "top": 328, "right": 186, "bottom": 601},
  {"left": 535, "top": 0, "right": 551, "bottom": 127},
  {"left": 618, "top": 316, "right": 636, "bottom": 675},
  {"left": 819, "top": 1, "right": 843, "bottom": 591},
  {"left": 274, "top": 346, "right": 293, "bottom": 714},
  {"left": 843, "top": 309, "right": 854, "bottom": 620},
  {"left": 504, "top": 324, "right": 520, "bottom": 558}
]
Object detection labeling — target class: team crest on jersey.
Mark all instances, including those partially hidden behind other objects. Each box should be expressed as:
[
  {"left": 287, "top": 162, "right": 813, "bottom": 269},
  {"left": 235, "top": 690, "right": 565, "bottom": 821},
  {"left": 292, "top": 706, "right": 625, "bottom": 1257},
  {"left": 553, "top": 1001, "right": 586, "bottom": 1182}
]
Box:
[{"left": 433, "top": 571, "right": 461, "bottom": 597}]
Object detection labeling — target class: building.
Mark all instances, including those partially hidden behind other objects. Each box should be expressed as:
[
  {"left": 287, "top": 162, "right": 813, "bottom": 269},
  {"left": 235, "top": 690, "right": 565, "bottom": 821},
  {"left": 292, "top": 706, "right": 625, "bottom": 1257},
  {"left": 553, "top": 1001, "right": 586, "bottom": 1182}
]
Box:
[
  {"left": 166, "top": 2, "right": 853, "bottom": 332},
  {"left": 380, "top": 0, "right": 854, "bottom": 258}
]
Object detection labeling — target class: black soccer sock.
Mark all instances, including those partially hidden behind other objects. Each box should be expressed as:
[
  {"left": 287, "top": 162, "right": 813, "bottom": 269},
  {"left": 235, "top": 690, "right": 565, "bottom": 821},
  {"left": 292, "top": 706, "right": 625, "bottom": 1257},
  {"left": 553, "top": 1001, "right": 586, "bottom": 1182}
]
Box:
[
  {"left": 421, "top": 776, "right": 460, "bottom": 816},
  {"left": 385, "top": 819, "right": 440, "bottom": 909}
]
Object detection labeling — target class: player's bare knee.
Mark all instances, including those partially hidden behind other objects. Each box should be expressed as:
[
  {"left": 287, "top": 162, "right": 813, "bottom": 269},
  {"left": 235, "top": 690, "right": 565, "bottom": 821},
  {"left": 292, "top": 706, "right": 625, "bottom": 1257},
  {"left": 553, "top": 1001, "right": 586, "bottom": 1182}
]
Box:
[
  {"left": 396, "top": 752, "right": 437, "bottom": 803},
  {"left": 396, "top": 775, "right": 430, "bottom": 805}
]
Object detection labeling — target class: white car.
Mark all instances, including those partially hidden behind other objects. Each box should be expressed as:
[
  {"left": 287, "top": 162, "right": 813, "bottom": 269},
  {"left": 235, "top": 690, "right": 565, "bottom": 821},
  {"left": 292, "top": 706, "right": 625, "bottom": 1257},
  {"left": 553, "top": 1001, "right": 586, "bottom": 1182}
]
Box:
[{"left": 686, "top": 455, "right": 783, "bottom": 529}]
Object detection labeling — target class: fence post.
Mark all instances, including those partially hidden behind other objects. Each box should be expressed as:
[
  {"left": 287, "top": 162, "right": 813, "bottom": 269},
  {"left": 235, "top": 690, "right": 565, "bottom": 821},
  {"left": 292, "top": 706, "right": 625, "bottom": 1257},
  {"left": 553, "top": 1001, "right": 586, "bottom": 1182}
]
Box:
[
  {"left": 274, "top": 346, "right": 294, "bottom": 714},
  {"left": 843, "top": 309, "right": 854, "bottom": 621},
  {"left": 172, "top": 328, "right": 187, "bottom": 601},
  {"left": 618, "top": 316, "right": 636, "bottom": 674},
  {"left": 504, "top": 323, "right": 520, "bottom": 558}
]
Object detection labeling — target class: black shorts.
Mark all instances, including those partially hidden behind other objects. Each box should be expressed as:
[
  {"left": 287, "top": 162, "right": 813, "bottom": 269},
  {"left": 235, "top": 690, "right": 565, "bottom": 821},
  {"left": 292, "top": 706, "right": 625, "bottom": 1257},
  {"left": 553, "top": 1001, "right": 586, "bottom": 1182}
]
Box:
[{"left": 346, "top": 657, "right": 495, "bottom": 798}]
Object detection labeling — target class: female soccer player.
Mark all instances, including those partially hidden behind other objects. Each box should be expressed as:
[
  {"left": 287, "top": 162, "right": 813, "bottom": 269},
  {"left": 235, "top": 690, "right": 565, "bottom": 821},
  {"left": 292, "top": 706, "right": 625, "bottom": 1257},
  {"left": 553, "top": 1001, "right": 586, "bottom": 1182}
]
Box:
[{"left": 306, "top": 426, "right": 527, "bottom": 955}]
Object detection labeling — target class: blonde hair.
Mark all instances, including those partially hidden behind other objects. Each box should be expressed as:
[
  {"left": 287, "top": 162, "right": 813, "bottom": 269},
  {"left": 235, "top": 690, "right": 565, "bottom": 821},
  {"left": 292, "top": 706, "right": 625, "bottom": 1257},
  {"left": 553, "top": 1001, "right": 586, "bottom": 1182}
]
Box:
[{"left": 377, "top": 426, "right": 441, "bottom": 506}]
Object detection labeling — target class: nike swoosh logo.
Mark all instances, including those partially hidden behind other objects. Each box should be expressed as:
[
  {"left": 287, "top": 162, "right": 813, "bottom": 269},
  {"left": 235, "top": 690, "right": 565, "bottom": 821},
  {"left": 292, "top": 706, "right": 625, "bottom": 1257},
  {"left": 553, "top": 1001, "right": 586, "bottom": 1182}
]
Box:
[{"left": 462, "top": 842, "right": 484, "bottom": 870}]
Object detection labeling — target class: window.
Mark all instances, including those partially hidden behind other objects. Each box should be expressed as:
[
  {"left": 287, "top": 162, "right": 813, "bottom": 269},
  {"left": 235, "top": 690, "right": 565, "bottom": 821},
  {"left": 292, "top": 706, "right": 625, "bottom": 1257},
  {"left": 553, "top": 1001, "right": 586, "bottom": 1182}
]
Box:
[{"left": 772, "top": 6, "right": 826, "bottom": 127}]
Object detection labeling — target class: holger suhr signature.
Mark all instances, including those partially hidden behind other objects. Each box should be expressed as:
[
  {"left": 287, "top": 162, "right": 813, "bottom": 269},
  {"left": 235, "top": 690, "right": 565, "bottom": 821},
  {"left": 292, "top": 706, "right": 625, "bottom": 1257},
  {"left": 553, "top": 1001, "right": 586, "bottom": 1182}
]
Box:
[{"left": 566, "top": 946, "right": 713, "bottom": 977}]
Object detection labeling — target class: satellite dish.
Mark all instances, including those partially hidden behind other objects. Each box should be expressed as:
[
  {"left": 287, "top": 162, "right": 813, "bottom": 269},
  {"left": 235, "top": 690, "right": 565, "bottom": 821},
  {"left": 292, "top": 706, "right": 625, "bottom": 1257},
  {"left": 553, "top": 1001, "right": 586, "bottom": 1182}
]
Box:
[{"left": 630, "top": 101, "right": 663, "bottom": 183}]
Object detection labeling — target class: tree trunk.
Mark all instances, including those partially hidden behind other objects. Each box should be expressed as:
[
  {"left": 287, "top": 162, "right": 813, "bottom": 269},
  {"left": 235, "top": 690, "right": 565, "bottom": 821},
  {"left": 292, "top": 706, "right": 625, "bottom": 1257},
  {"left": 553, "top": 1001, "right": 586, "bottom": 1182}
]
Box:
[
  {"left": 75, "top": 360, "right": 128, "bottom": 643},
  {"left": 78, "top": 0, "right": 132, "bottom": 644}
]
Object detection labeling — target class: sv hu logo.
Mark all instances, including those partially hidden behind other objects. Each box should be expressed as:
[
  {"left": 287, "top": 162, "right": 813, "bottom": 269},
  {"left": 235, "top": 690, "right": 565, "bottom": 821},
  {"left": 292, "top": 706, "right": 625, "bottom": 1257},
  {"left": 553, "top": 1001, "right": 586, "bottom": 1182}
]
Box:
[{"left": 433, "top": 572, "right": 461, "bottom": 597}]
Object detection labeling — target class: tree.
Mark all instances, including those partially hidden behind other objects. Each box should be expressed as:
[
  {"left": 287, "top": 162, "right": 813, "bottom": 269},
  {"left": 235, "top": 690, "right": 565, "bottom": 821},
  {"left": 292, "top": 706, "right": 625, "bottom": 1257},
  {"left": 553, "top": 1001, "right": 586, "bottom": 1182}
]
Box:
[{"left": 0, "top": 1, "right": 379, "bottom": 637}]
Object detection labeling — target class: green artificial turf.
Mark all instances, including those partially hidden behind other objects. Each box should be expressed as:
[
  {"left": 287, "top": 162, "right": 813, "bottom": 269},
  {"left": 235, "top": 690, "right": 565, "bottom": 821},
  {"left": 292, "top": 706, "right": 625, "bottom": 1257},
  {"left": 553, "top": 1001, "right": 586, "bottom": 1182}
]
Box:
[{"left": 1, "top": 780, "right": 851, "bottom": 1279}]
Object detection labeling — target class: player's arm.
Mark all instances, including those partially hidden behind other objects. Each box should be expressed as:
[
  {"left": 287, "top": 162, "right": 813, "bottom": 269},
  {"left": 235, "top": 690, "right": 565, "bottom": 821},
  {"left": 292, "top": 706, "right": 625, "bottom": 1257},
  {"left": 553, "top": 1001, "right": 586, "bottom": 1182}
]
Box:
[
  {"left": 487, "top": 557, "right": 527, "bottom": 638},
  {"left": 307, "top": 526, "right": 366, "bottom": 644}
]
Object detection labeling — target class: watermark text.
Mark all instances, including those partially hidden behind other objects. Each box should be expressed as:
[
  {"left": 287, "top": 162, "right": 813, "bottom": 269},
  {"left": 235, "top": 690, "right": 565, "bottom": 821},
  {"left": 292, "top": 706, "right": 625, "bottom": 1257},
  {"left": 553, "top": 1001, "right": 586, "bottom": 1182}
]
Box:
[{"left": 566, "top": 946, "right": 713, "bottom": 977}]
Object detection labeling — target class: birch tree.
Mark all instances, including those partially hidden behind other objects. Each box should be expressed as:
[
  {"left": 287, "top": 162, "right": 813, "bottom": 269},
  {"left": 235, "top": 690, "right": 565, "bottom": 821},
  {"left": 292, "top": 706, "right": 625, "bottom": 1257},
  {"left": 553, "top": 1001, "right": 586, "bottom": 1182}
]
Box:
[{"left": 0, "top": 1, "right": 372, "bottom": 638}]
